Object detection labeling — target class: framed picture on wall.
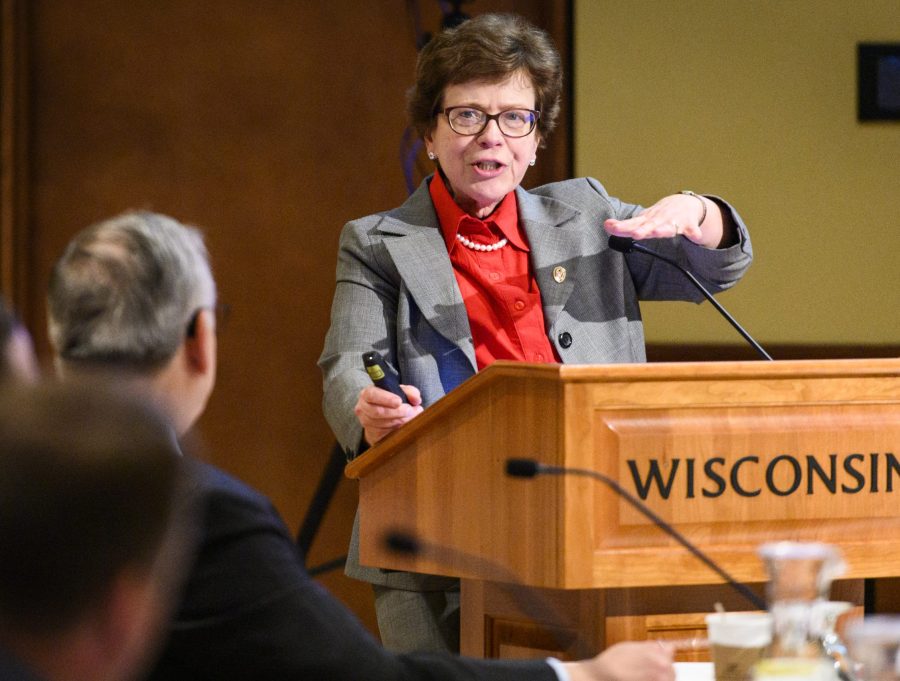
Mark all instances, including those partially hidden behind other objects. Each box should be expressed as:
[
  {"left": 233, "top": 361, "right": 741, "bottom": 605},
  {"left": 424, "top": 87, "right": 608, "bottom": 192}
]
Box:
[{"left": 858, "top": 43, "right": 900, "bottom": 121}]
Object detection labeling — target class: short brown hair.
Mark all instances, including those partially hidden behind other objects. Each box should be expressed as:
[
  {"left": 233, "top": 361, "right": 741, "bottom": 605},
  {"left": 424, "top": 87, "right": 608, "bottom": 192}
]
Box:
[{"left": 408, "top": 13, "right": 562, "bottom": 143}]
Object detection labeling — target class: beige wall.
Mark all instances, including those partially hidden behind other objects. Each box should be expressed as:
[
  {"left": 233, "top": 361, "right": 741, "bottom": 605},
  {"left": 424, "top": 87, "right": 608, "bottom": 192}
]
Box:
[{"left": 574, "top": 1, "right": 899, "bottom": 346}]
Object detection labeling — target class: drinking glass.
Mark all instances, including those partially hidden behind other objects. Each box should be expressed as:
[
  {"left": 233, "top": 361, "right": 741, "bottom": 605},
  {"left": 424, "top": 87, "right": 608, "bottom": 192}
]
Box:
[{"left": 846, "top": 616, "right": 900, "bottom": 681}]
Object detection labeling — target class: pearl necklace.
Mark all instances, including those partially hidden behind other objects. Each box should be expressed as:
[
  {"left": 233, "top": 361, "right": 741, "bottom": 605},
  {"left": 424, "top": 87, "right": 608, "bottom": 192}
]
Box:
[{"left": 456, "top": 233, "right": 508, "bottom": 252}]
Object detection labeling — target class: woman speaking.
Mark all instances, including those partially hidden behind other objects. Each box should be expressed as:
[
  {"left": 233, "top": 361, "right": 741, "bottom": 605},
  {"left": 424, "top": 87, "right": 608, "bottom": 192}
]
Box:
[{"left": 319, "top": 12, "right": 753, "bottom": 654}]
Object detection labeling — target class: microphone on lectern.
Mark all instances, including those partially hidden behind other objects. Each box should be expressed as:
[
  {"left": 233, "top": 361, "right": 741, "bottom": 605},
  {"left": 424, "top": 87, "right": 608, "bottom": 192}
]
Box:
[
  {"left": 505, "top": 458, "right": 767, "bottom": 611},
  {"left": 607, "top": 235, "right": 773, "bottom": 361}
]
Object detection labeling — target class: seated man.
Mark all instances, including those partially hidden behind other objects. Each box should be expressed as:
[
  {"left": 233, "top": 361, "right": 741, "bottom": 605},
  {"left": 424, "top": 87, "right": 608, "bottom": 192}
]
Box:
[
  {"left": 0, "top": 382, "right": 191, "bottom": 681},
  {"left": 48, "top": 210, "right": 674, "bottom": 681}
]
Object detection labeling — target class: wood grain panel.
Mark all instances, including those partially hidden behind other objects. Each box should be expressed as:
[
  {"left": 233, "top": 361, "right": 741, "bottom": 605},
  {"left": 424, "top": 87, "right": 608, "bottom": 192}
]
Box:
[
  {"left": 464, "top": 579, "right": 865, "bottom": 659},
  {"left": 350, "top": 358, "right": 900, "bottom": 594},
  {"left": 355, "top": 369, "right": 566, "bottom": 585},
  {"left": 0, "top": 0, "right": 30, "bottom": 315},
  {"left": 351, "top": 359, "right": 898, "bottom": 655}
]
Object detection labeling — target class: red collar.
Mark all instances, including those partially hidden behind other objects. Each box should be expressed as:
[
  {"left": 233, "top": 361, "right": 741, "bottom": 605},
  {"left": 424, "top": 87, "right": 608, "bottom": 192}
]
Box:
[{"left": 429, "top": 172, "right": 528, "bottom": 253}]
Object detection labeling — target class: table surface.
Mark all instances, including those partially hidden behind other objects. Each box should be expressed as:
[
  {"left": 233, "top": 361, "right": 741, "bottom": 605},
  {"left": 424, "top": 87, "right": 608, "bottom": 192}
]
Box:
[{"left": 675, "top": 662, "right": 714, "bottom": 681}]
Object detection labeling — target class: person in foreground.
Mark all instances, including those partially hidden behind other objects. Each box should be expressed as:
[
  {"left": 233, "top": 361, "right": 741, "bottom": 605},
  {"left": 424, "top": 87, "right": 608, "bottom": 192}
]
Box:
[
  {"left": 0, "top": 382, "right": 190, "bottom": 681},
  {"left": 48, "top": 210, "right": 675, "bottom": 681},
  {"left": 319, "top": 12, "right": 753, "bottom": 654}
]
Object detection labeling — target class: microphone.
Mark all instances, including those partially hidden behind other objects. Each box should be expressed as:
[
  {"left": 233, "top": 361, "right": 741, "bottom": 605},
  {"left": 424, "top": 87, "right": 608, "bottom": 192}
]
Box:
[
  {"left": 385, "top": 531, "right": 421, "bottom": 556},
  {"left": 506, "top": 457, "right": 767, "bottom": 611},
  {"left": 383, "top": 528, "right": 589, "bottom": 657},
  {"left": 607, "top": 235, "right": 773, "bottom": 361}
]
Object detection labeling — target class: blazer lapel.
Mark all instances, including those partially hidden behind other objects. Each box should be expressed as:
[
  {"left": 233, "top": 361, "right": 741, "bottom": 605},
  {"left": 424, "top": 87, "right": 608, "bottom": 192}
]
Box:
[
  {"left": 516, "top": 187, "right": 583, "bottom": 329},
  {"left": 376, "top": 181, "right": 584, "bottom": 371},
  {"left": 380, "top": 182, "right": 477, "bottom": 371}
]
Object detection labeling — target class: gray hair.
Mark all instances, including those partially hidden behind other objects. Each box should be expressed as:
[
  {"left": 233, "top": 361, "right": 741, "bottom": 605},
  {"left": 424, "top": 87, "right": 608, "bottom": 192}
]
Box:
[{"left": 48, "top": 211, "right": 216, "bottom": 370}]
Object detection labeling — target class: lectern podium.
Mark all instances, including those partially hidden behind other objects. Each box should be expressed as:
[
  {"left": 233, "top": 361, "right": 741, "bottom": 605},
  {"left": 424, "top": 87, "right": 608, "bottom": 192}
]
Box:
[{"left": 345, "top": 358, "right": 900, "bottom": 660}]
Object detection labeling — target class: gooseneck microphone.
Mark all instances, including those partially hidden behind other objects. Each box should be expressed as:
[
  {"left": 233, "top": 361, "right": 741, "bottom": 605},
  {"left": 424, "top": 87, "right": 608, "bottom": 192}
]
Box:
[
  {"left": 506, "top": 458, "right": 767, "bottom": 611},
  {"left": 607, "top": 235, "right": 773, "bottom": 361},
  {"left": 384, "top": 529, "right": 589, "bottom": 656}
]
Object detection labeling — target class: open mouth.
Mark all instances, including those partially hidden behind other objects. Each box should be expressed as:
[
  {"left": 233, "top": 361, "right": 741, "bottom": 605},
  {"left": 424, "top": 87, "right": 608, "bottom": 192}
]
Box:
[{"left": 473, "top": 161, "right": 503, "bottom": 172}]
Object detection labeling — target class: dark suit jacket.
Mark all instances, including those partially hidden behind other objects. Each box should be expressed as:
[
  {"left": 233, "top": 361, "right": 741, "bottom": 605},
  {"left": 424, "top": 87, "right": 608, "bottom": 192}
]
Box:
[{"left": 143, "top": 459, "right": 556, "bottom": 681}]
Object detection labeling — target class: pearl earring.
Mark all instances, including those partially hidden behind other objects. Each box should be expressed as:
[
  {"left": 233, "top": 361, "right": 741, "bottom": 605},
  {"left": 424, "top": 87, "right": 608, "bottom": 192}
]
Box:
[
  {"left": 427, "top": 152, "right": 436, "bottom": 160},
  {"left": 529, "top": 157, "right": 536, "bottom": 167}
]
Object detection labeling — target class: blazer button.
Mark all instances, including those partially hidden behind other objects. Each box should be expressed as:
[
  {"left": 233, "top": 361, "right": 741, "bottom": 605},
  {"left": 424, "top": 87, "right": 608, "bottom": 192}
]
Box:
[{"left": 558, "top": 332, "right": 573, "bottom": 348}]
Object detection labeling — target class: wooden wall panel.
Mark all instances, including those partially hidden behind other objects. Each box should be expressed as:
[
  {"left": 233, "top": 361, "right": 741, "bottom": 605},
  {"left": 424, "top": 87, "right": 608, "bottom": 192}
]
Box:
[
  {"left": 0, "top": 0, "right": 30, "bottom": 314},
  {"left": 3, "top": 0, "right": 571, "bottom": 634}
]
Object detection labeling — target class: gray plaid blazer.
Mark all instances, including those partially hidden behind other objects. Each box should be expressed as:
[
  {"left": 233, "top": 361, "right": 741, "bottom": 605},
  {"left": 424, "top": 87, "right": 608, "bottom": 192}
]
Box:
[{"left": 319, "top": 175, "right": 752, "bottom": 589}]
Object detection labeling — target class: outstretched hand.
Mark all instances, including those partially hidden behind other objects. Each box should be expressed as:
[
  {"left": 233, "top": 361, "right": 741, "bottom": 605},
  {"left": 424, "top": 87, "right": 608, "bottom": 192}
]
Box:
[{"left": 605, "top": 193, "right": 726, "bottom": 248}]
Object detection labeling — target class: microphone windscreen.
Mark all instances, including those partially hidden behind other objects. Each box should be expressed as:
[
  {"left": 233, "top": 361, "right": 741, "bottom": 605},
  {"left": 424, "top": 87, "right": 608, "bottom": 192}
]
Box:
[
  {"left": 505, "top": 458, "right": 540, "bottom": 478},
  {"left": 607, "top": 235, "right": 634, "bottom": 253},
  {"left": 384, "top": 530, "right": 421, "bottom": 555}
]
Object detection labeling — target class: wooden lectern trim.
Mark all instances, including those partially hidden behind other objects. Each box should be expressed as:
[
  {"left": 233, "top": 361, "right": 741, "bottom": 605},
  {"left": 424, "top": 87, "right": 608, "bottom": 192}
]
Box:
[
  {"left": 346, "top": 358, "right": 900, "bottom": 480},
  {"left": 349, "top": 357, "right": 899, "bottom": 589}
]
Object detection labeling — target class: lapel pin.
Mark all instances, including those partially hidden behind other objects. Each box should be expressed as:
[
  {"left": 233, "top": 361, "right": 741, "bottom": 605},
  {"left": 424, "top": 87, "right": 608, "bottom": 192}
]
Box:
[{"left": 552, "top": 266, "right": 566, "bottom": 283}]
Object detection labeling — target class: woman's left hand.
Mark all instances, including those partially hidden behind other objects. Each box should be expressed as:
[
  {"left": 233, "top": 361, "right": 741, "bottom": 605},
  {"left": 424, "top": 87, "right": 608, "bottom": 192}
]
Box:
[{"left": 604, "top": 193, "right": 727, "bottom": 248}]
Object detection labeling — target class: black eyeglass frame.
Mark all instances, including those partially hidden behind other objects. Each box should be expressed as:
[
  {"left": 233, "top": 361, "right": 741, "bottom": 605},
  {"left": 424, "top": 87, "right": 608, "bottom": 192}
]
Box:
[{"left": 438, "top": 106, "right": 541, "bottom": 138}]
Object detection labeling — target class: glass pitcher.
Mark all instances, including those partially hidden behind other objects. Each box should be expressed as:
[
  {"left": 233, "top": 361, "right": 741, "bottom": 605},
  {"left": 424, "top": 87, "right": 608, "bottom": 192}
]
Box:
[
  {"left": 753, "top": 542, "right": 846, "bottom": 681},
  {"left": 812, "top": 601, "right": 855, "bottom": 677}
]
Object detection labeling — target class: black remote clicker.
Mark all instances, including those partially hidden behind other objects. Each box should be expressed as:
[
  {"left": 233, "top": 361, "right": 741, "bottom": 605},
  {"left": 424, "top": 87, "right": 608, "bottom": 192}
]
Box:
[{"left": 361, "top": 351, "right": 409, "bottom": 404}]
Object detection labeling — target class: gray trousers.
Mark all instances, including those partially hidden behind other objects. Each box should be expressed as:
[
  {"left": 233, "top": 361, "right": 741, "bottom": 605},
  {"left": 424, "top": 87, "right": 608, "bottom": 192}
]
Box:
[{"left": 372, "top": 584, "right": 461, "bottom": 653}]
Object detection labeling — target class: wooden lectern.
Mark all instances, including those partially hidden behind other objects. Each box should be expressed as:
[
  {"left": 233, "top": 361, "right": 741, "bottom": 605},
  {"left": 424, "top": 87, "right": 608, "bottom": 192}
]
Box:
[{"left": 345, "top": 358, "right": 900, "bottom": 661}]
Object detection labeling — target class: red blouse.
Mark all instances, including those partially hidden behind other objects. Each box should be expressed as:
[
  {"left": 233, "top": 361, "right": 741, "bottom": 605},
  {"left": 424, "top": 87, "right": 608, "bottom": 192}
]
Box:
[{"left": 429, "top": 173, "right": 560, "bottom": 370}]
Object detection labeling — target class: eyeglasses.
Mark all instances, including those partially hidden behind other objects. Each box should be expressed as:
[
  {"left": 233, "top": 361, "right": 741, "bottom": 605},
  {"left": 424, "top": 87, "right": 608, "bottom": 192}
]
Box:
[
  {"left": 439, "top": 106, "right": 540, "bottom": 138},
  {"left": 186, "top": 302, "right": 230, "bottom": 338}
]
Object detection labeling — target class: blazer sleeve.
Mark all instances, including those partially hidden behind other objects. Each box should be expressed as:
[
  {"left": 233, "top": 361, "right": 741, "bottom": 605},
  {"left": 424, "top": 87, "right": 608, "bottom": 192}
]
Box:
[
  {"left": 318, "top": 216, "right": 402, "bottom": 457},
  {"left": 146, "top": 463, "right": 556, "bottom": 681},
  {"left": 587, "top": 177, "right": 754, "bottom": 302}
]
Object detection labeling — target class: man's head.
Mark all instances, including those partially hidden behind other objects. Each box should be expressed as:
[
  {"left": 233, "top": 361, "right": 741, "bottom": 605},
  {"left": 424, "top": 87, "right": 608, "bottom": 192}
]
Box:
[
  {"left": 48, "top": 211, "right": 217, "bottom": 433},
  {"left": 0, "top": 381, "right": 192, "bottom": 681}
]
